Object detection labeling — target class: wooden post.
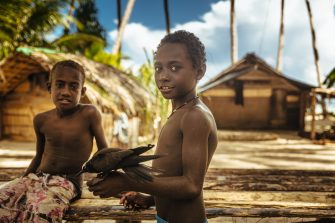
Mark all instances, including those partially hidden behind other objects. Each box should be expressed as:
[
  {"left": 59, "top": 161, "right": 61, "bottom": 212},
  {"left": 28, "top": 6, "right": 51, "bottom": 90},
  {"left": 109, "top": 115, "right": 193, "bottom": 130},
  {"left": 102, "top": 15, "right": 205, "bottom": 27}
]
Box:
[
  {"left": 310, "top": 90, "right": 316, "bottom": 139},
  {"left": 299, "top": 91, "right": 308, "bottom": 136}
]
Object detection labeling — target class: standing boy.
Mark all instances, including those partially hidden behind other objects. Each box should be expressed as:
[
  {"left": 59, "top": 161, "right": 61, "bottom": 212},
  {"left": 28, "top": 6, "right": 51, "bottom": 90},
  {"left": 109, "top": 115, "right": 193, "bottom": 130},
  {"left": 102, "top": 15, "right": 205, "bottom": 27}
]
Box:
[
  {"left": 88, "top": 30, "right": 218, "bottom": 223},
  {"left": 0, "top": 60, "right": 108, "bottom": 222}
]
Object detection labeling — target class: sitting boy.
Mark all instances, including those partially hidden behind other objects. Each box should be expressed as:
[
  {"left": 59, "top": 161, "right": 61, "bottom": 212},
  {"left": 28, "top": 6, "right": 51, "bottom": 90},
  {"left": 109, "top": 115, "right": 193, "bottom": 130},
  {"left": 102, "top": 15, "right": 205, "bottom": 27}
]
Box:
[{"left": 0, "top": 60, "right": 108, "bottom": 222}]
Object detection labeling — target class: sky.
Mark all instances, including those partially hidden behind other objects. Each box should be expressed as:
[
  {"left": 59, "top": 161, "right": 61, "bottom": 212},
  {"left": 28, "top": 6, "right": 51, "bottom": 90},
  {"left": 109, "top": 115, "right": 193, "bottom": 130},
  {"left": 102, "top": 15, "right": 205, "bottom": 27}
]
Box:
[{"left": 94, "top": 0, "right": 335, "bottom": 86}]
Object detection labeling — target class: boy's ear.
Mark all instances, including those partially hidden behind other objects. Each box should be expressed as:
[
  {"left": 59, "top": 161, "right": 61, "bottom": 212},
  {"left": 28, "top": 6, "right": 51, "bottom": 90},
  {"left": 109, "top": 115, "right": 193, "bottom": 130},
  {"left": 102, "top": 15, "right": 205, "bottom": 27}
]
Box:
[
  {"left": 47, "top": 82, "right": 51, "bottom": 93},
  {"left": 81, "top": 86, "right": 87, "bottom": 97},
  {"left": 196, "top": 64, "right": 206, "bottom": 81}
]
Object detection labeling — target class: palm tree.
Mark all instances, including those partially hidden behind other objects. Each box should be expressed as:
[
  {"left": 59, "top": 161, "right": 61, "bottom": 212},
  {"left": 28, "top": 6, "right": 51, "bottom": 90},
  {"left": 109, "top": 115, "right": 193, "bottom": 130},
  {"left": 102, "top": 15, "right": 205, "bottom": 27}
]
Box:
[
  {"left": 117, "top": 0, "right": 122, "bottom": 31},
  {"left": 323, "top": 67, "right": 335, "bottom": 88},
  {"left": 112, "top": 0, "right": 136, "bottom": 55},
  {"left": 230, "top": 0, "right": 238, "bottom": 64},
  {"left": 276, "top": 0, "right": 285, "bottom": 72},
  {"left": 163, "top": 0, "right": 171, "bottom": 34},
  {"left": 305, "top": 0, "right": 322, "bottom": 87},
  {"left": 63, "top": 0, "right": 76, "bottom": 35},
  {"left": 53, "top": 0, "right": 107, "bottom": 54},
  {"left": 0, "top": 0, "right": 67, "bottom": 59},
  {"left": 305, "top": 0, "right": 327, "bottom": 118}
]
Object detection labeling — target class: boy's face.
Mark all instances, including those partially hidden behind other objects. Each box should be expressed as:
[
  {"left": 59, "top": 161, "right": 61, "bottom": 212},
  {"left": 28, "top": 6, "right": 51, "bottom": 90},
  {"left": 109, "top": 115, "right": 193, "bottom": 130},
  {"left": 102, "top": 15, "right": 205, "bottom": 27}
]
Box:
[
  {"left": 49, "top": 66, "right": 86, "bottom": 111},
  {"left": 154, "top": 43, "right": 202, "bottom": 100}
]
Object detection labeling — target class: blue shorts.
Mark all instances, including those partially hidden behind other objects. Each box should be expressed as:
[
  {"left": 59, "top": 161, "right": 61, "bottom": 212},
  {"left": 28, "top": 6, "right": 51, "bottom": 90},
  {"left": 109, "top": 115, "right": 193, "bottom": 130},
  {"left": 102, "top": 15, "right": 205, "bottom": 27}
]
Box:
[{"left": 156, "top": 215, "right": 208, "bottom": 223}]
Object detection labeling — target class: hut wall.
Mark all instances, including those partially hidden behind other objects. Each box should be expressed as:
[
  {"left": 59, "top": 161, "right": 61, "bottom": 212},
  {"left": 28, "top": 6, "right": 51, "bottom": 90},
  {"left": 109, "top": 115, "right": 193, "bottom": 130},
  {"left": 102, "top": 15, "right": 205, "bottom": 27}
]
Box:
[
  {"left": 202, "top": 86, "right": 302, "bottom": 130},
  {"left": 202, "top": 87, "right": 271, "bottom": 129},
  {"left": 2, "top": 79, "right": 53, "bottom": 141}
]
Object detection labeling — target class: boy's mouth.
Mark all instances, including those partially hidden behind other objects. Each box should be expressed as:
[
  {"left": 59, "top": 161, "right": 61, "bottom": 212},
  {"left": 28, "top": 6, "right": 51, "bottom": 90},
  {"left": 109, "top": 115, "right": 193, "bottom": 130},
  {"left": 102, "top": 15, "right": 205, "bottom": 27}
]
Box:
[
  {"left": 58, "top": 98, "right": 72, "bottom": 104},
  {"left": 160, "top": 86, "right": 173, "bottom": 90}
]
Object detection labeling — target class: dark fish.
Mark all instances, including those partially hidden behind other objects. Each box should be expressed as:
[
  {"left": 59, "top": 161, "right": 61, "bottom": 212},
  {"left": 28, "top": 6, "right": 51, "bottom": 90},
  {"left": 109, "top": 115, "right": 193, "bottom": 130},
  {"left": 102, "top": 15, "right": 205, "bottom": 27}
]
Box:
[{"left": 76, "top": 144, "right": 163, "bottom": 182}]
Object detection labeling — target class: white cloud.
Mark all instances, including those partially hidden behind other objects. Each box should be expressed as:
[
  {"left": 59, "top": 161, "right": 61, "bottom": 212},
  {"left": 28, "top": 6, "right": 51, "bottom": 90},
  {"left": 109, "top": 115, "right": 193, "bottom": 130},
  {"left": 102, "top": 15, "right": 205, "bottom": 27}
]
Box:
[{"left": 108, "top": 0, "right": 335, "bottom": 87}]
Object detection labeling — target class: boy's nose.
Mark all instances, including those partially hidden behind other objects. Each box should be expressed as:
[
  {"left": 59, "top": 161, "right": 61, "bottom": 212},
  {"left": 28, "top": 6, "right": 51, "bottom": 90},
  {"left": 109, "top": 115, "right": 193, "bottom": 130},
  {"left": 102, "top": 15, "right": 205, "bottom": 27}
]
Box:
[
  {"left": 158, "top": 69, "right": 170, "bottom": 81},
  {"left": 60, "top": 86, "right": 71, "bottom": 96}
]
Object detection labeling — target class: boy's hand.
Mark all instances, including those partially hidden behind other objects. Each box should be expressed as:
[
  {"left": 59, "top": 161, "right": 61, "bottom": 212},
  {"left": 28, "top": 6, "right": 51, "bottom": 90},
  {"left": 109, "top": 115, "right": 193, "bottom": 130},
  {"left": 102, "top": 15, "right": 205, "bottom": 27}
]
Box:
[
  {"left": 87, "top": 171, "right": 131, "bottom": 198},
  {"left": 120, "top": 191, "right": 152, "bottom": 210}
]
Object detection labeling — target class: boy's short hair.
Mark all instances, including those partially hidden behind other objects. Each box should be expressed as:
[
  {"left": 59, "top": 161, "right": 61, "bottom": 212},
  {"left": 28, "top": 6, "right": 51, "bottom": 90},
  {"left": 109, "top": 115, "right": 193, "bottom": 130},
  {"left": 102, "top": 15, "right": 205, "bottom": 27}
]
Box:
[
  {"left": 156, "top": 30, "right": 206, "bottom": 69},
  {"left": 49, "top": 60, "right": 86, "bottom": 84}
]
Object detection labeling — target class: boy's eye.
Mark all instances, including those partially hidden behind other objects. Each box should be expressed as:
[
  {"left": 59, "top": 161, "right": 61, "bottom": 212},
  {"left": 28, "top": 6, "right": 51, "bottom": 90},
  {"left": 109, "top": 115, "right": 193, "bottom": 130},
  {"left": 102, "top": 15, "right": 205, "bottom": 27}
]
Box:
[
  {"left": 170, "top": 65, "right": 179, "bottom": 72},
  {"left": 70, "top": 84, "right": 79, "bottom": 91},
  {"left": 154, "top": 66, "right": 161, "bottom": 73},
  {"left": 55, "top": 82, "right": 64, "bottom": 88}
]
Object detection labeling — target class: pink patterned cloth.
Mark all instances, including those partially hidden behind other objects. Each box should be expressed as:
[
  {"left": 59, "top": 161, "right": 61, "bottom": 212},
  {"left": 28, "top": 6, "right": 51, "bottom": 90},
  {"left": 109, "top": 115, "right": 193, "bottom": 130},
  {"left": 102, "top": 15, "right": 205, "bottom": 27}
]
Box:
[{"left": 0, "top": 173, "right": 77, "bottom": 223}]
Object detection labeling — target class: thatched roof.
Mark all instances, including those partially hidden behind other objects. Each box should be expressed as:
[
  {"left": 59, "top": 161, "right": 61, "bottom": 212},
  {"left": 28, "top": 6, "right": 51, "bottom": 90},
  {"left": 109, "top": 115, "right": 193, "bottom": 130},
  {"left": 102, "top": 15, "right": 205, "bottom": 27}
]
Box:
[
  {"left": 199, "top": 53, "right": 315, "bottom": 93},
  {"left": 0, "top": 47, "right": 155, "bottom": 116}
]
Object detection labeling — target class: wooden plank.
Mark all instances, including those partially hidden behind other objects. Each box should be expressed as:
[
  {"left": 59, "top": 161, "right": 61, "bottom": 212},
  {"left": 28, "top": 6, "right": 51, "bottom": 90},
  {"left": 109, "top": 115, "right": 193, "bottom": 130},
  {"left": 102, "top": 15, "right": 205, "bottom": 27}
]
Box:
[
  {"left": 206, "top": 168, "right": 335, "bottom": 176},
  {"left": 2, "top": 168, "right": 335, "bottom": 192},
  {"left": 2, "top": 168, "right": 335, "bottom": 179},
  {"left": 65, "top": 205, "right": 335, "bottom": 220},
  {"left": 65, "top": 200, "right": 335, "bottom": 220},
  {"left": 2, "top": 167, "right": 335, "bottom": 220},
  {"left": 77, "top": 190, "right": 335, "bottom": 207},
  {"left": 203, "top": 182, "right": 335, "bottom": 192}
]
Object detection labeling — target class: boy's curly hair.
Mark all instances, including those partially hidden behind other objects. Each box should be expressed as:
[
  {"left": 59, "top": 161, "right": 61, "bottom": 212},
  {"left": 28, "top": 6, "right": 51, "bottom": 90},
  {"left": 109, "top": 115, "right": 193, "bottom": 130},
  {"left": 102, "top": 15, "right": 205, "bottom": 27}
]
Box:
[
  {"left": 156, "top": 30, "right": 206, "bottom": 69},
  {"left": 49, "top": 60, "right": 86, "bottom": 84}
]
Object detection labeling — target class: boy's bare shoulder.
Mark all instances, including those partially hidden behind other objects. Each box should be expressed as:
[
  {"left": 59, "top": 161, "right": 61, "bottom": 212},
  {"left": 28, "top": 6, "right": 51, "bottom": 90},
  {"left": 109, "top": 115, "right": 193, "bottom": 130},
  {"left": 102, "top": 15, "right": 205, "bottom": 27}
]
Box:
[
  {"left": 79, "top": 104, "right": 101, "bottom": 118},
  {"left": 33, "top": 109, "right": 56, "bottom": 128},
  {"left": 180, "top": 102, "right": 215, "bottom": 130},
  {"left": 34, "top": 109, "right": 55, "bottom": 121},
  {"left": 80, "top": 104, "right": 99, "bottom": 113}
]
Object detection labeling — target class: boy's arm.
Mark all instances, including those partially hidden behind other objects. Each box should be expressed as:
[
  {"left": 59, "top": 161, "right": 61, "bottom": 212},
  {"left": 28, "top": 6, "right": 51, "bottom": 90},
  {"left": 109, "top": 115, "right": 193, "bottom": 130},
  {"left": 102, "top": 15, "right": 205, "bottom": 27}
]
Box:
[
  {"left": 88, "top": 109, "right": 210, "bottom": 200},
  {"left": 88, "top": 105, "right": 108, "bottom": 150},
  {"left": 24, "top": 114, "right": 45, "bottom": 176}
]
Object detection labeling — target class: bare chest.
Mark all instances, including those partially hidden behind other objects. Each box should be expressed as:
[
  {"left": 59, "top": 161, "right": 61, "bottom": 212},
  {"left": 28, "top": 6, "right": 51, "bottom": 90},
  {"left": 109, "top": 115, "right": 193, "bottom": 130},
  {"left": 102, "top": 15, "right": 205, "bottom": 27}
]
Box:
[
  {"left": 153, "top": 120, "right": 183, "bottom": 175},
  {"left": 41, "top": 116, "right": 91, "bottom": 147}
]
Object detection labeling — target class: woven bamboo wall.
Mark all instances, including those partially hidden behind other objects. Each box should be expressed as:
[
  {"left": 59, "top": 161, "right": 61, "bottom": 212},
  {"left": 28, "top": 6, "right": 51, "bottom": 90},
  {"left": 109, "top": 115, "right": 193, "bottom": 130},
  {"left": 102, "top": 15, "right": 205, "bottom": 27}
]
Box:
[{"left": 2, "top": 86, "right": 53, "bottom": 141}]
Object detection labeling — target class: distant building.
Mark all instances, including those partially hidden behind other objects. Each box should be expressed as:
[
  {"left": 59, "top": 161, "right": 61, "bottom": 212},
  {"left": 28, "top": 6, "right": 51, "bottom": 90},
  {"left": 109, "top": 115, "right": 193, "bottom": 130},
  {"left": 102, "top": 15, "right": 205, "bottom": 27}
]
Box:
[{"left": 199, "top": 53, "right": 314, "bottom": 132}]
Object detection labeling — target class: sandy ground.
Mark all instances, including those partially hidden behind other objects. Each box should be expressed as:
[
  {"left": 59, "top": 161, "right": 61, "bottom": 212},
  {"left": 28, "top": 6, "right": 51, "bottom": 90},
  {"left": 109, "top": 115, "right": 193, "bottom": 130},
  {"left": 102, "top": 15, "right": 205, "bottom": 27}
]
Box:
[
  {"left": 1, "top": 130, "right": 334, "bottom": 222},
  {"left": 210, "top": 130, "right": 335, "bottom": 171}
]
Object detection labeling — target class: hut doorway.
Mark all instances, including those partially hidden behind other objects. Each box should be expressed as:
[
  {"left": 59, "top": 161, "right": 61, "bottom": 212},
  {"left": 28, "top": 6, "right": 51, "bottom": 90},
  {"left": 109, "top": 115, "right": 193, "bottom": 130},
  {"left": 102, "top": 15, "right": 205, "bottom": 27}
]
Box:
[{"left": 270, "top": 88, "right": 287, "bottom": 128}]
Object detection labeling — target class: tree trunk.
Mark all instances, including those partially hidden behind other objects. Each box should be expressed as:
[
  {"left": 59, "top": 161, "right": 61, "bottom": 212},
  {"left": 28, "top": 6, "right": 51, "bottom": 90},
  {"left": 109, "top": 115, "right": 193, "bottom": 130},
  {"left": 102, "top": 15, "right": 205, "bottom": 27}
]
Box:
[
  {"left": 305, "top": 0, "right": 322, "bottom": 87},
  {"left": 63, "top": 0, "right": 75, "bottom": 35},
  {"left": 116, "top": 0, "right": 122, "bottom": 63},
  {"left": 276, "top": 0, "right": 285, "bottom": 72},
  {"left": 163, "top": 0, "right": 171, "bottom": 34},
  {"left": 230, "top": 0, "right": 238, "bottom": 64},
  {"left": 112, "top": 0, "right": 136, "bottom": 55},
  {"left": 117, "top": 0, "right": 122, "bottom": 30},
  {"left": 305, "top": 0, "right": 327, "bottom": 118}
]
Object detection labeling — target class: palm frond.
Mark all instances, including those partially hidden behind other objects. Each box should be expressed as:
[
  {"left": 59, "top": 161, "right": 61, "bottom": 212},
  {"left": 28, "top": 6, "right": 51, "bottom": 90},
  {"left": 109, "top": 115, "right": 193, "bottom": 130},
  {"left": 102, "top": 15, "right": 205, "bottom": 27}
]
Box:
[{"left": 323, "top": 68, "right": 335, "bottom": 88}]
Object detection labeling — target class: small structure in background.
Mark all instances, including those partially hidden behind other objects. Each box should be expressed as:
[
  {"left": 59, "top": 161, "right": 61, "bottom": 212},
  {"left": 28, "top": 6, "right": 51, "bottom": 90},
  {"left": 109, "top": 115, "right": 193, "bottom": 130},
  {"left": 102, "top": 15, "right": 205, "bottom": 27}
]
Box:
[
  {"left": 199, "top": 53, "right": 314, "bottom": 135},
  {"left": 0, "top": 47, "right": 156, "bottom": 148},
  {"left": 308, "top": 88, "right": 335, "bottom": 141}
]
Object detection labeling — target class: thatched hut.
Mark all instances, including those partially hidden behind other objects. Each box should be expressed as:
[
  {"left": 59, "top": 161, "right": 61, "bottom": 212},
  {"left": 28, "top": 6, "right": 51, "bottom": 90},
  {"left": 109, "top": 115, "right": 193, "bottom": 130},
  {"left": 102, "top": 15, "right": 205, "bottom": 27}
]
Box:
[
  {"left": 199, "top": 53, "right": 314, "bottom": 133},
  {"left": 0, "top": 47, "right": 156, "bottom": 147}
]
